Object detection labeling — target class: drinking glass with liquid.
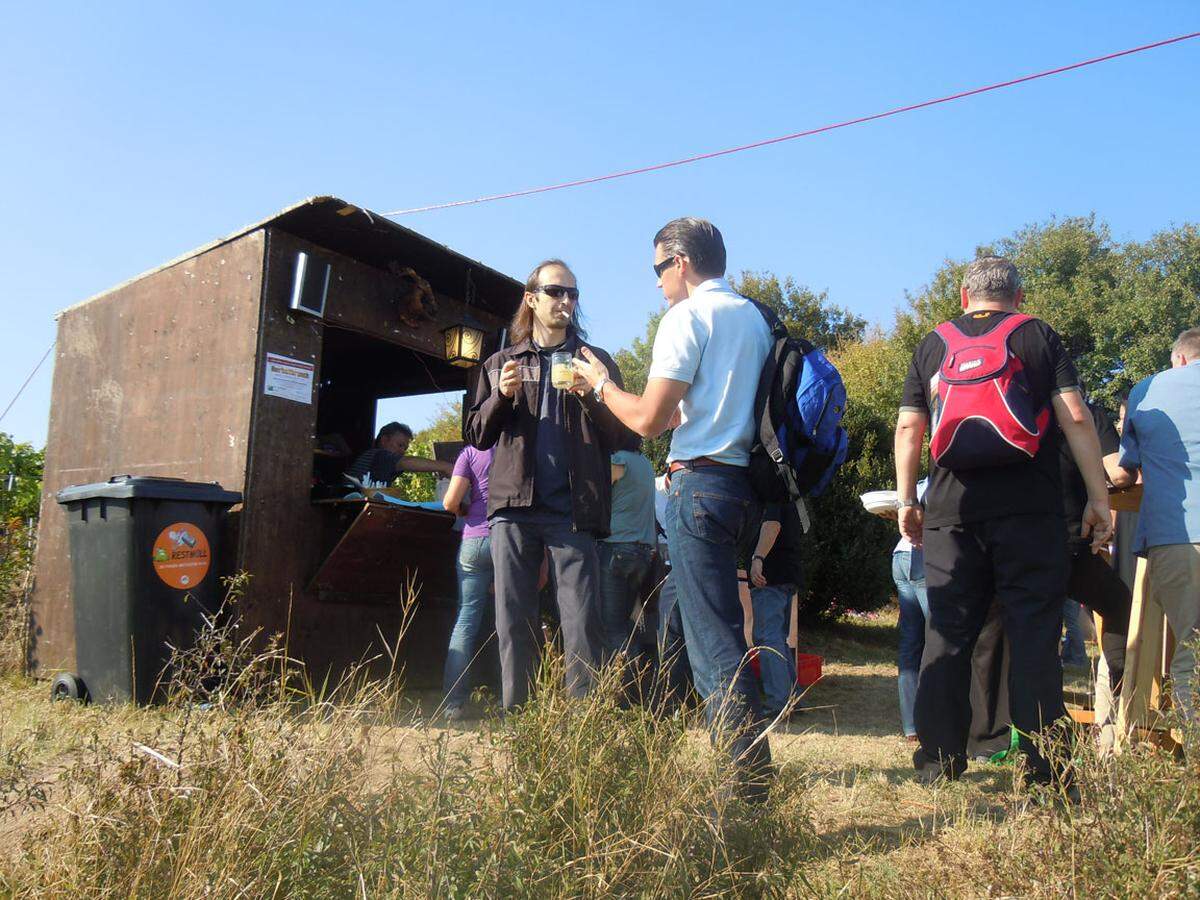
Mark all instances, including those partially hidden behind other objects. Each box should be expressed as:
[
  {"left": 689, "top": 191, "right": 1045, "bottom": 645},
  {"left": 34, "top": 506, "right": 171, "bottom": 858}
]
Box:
[{"left": 550, "top": 351, "right": 575, "bottom": 390}]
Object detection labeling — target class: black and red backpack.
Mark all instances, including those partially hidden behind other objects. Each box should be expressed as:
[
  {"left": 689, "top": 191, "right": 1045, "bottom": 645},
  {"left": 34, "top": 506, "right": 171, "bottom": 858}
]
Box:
[{"left": 928, "top": 312, "right": 1050, "bottom": 470}]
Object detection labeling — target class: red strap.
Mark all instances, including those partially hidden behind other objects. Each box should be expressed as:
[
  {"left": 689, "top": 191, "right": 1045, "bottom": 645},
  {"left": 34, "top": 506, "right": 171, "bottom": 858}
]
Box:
[{"left": 935, "top": 312, "right": 1034, "bottom": 347}]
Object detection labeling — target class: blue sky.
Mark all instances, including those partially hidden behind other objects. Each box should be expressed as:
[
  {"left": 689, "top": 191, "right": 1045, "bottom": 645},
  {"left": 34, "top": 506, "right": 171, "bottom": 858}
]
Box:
[{"left": 2, "top": 2, "right": 1197, "bottom": 447}]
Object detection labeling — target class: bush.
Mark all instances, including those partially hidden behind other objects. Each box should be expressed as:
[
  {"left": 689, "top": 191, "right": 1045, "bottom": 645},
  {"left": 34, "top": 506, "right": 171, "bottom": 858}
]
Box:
[{"left": 0, "top": 520, "right": 34, "bottom": 676}]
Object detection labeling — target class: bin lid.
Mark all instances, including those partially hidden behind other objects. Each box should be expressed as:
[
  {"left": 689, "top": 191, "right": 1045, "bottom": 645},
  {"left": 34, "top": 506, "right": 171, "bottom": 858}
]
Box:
[{"left": 56, "top": 475, "right": 242, "bottom": 505}]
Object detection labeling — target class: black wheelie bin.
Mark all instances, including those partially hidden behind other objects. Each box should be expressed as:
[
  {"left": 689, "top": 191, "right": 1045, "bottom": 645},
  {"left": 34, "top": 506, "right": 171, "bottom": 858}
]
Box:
[{"left": 54, "top": 475, "right": 242, "bottom": 704}]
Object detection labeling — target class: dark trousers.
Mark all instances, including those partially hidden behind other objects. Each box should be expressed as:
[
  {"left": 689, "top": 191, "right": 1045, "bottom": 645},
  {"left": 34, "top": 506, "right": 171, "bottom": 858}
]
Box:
[
  {"left": 1068, "top": 547, "right": 1132, "bottom": 637},
  {"left": 916, "top": 512, "right": 1069, "bottom": 781},
  {"left": 968, "top": 601, "right": 1011, "bottom": 758},
  {"left": 655, "top": 578, "right": 694, "bottom": 710},
  {"left": 490, "top": 518, "right": 603, "bottom": 709},
  {"left": 598, "top": 541, "right": 655, "bottom": 661}
]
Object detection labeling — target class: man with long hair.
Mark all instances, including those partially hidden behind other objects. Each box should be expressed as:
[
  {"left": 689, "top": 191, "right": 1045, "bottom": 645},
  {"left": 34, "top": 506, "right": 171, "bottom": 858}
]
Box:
[{"left": 465, "top": 259, "right": 629, "bottom": 709}]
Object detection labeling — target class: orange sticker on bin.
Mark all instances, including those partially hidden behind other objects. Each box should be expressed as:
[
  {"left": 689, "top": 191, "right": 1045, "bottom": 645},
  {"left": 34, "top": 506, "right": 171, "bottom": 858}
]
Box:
[{"left": 151, "top": 522, "right": 211, "bottom": 589}]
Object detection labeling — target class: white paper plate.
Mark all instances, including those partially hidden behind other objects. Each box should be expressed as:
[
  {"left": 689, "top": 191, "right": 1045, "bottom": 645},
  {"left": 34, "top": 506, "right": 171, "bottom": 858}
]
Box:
[{"left": 860, "top": 490, "right": 898, "bottom": 515}]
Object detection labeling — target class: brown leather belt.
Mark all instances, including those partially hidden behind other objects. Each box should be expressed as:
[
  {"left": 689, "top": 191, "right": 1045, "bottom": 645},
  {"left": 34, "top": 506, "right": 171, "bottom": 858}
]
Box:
[{"left": 667, "top": 457, "right": 736, "bottom": 478}]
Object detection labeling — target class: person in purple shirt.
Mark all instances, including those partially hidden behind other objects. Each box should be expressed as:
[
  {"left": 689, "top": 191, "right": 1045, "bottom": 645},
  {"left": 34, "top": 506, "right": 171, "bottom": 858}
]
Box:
[{"left": 440, "top": 445, "right": 495, "bottom": 720}]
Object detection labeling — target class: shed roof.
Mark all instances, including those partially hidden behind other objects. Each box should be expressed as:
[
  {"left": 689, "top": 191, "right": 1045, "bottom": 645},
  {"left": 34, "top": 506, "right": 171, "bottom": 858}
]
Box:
[{"left": 59, "top": 196, "right": 523, "bottom": 319}]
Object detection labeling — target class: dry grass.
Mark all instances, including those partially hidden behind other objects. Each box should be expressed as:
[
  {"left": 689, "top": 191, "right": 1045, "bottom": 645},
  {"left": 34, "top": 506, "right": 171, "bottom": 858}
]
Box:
[{"left": 0, "top": 583, "right": 1196, "bottom": 897}]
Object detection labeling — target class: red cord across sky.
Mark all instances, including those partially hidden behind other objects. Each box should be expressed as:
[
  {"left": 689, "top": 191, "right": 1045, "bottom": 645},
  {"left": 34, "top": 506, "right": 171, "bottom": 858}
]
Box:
[{"left": 382, "top": 31, "right": 1199, "bottom": 217}]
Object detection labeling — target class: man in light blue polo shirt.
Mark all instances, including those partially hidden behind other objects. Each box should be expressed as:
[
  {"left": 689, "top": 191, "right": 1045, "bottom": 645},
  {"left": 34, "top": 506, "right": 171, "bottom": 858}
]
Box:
[
  {"left": 1116, "top": 326, "right": 1200, "bottom": 724},
  {"left": 573, "top": 217, "right": 774, "bottom": 794}
]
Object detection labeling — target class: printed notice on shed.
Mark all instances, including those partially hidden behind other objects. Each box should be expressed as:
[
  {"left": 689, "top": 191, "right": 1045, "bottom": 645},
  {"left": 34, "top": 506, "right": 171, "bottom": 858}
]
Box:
[{"left": 263, "top": 352, "right": 314, "bottom": 405}]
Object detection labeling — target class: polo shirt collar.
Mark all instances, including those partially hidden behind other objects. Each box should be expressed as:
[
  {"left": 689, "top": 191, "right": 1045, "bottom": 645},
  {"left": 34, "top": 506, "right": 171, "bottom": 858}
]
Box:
[{"left": 692, "top": 277, "right": 731, "bottom": 296}]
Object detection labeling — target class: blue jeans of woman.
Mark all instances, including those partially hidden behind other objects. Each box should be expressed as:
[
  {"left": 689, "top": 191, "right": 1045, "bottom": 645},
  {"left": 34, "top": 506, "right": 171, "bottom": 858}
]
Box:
[
  {"left": 442, "top": 535, "right": 494, "bottom": 708},
  {"left": 893, "top": 548, "right": 929, "bottom": 737},
  {"left": 749, "top": 583, "right": 796, "bottom": 718}
]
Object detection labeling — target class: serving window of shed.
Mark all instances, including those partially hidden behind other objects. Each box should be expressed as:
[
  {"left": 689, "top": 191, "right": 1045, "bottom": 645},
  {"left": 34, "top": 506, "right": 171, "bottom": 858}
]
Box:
[{"left": 310, "top": 324, "right": 472, "bottom": 498}]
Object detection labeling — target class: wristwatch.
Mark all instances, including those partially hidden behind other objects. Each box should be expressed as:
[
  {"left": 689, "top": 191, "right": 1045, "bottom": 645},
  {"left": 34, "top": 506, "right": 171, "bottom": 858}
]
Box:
[
  {"left": 593, "top": 377, "right": 609, "bottom": 402},
  {"left": 897, "top": 498, "right": 921, "bottom": 509},
  {"left": 752, "top": 554, "right": 766, "bottom": 563}
]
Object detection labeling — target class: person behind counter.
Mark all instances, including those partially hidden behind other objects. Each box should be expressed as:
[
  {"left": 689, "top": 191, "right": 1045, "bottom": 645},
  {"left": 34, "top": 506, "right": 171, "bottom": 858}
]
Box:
[{"left": 346, "top": 422, "right": 453, "bottom": 486}]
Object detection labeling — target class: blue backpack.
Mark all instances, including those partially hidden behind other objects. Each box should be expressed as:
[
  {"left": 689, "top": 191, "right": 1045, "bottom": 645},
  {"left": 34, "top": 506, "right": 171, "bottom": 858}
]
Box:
[{"left": 748, "top": 302, "right": 849, "bottom": 500}]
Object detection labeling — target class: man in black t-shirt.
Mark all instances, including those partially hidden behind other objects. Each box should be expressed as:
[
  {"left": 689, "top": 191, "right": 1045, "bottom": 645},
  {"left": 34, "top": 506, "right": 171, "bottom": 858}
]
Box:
[{"left": 894, "top": 256, "right": 1113, "bottom": 786}]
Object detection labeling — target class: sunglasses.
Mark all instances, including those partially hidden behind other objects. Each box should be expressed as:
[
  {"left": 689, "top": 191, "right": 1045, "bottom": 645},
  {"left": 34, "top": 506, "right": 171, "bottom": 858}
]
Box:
[
  {"left": 537, "top": 284, "right": 580, "bottom": 302},
  {"left": 653, "top": 256, "right": 677, "bottom": 277}
]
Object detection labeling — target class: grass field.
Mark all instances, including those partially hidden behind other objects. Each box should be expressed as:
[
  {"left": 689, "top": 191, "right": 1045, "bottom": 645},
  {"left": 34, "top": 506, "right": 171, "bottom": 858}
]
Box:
[{"left": 0, "top": 603, "right": 1196, "bottom": 897}]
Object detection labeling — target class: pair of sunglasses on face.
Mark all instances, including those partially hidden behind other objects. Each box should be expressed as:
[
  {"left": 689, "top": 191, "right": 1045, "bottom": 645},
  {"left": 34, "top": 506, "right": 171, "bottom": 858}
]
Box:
[
  {"left": 653, "top": 256, "right": 678, "bottom": 277},
  {"left": 537, "top": 284, "right": 580, "bottom": 302}
]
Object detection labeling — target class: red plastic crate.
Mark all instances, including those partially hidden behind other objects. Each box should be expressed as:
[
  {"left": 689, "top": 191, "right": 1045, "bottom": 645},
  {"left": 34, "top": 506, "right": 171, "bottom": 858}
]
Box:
[{"left": 796, "top": 653, "right": 823, "bottom": 687}]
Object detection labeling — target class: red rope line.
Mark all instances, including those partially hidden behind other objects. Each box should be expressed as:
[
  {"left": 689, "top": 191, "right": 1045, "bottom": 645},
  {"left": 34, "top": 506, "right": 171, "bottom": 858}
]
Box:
[{"left": 382, "top": 31, "right": 1199, "bottom": 217}]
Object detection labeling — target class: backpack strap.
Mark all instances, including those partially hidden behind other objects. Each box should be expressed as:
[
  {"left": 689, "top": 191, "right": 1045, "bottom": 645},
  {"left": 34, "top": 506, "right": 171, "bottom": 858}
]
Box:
[
  {"left": 749, "top": 301, "right": 803, "bottom": 501},
  {"left": 750, "top": 301, "right": 789, "bottom": 464},
  {"left": 985, "top": 312, "right": 1035, "bottom": 345},
  {"left": 936, "top": 312, "right": 1035, "bottom": 344}
]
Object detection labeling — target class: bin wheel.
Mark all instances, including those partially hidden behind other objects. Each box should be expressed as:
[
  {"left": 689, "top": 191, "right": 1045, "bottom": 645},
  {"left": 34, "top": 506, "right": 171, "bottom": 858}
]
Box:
[{"left": 51, "top": 673, "right": 88, "bottom": 703}]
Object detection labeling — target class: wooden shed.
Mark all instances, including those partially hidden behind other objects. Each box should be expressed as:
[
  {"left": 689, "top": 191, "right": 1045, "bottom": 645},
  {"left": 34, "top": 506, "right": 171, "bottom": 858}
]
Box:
[{"left": 29, "top": 196, "right": 521, "bottom": 686}]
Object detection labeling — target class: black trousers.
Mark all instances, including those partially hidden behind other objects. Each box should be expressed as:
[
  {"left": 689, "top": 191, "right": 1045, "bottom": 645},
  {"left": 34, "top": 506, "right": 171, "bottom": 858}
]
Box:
[
  {"left": 967, "top": 601, "right": 1011, "bottom": 758},
  {"left": 1068, "top": 547, "right": 1132, "bottom": 636},
  {"left": 916, "top": 512, "right": 1069, "bottom": 781}
]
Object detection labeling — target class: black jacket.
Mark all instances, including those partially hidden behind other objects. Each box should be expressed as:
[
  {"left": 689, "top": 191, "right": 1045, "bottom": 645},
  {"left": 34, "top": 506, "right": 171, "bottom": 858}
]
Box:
[{"left": 465, "top": 332, "right": 630, "bottom": 536}]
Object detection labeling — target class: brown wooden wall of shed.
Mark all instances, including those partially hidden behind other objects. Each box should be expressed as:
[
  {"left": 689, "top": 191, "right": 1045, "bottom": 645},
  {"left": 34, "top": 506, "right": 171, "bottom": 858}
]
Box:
[
  {"left": 237, "top": 228, "right": 502, "bottom": 681},
  {"left": 29, "top": 231, "right": 266, "bottom": 675}
]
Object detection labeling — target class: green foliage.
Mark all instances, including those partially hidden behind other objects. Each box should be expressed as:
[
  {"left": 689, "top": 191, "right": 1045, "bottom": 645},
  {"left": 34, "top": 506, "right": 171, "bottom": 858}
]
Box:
[
  {"left": 800, "top": 336, "right": 912, "bottom": 620},
  {"left": 0, "top": 435, "right": 42, "bottom": 523},
  {"left": 392, "top": 401, "right": 463, "bottom": 502},
  {"left": 732, "top": 271, "right": 866, "bottom": 350},
  {"left": 0, "top": 436, "right": 39, "bottom": 676},
  {"left": 0, "top": 522, "right": 34, "bottom": 676},
  {"left": 613, "top": 310, "right": 670, "bottom": 471}
]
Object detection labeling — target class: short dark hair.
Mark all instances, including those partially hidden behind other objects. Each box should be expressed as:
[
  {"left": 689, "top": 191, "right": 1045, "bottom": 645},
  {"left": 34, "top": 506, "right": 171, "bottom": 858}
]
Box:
[
  {"left": 376, "top": 422, "right": 413, "bottom": 444},
  {"left": 653, "top": 217, "right": 726, "bottom": 279}
]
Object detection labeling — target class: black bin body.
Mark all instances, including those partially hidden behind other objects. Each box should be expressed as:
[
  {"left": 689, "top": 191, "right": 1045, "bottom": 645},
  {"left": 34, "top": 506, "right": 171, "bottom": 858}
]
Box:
[{"left": 56, "top": 476, "right": 242, "bottom": 704}]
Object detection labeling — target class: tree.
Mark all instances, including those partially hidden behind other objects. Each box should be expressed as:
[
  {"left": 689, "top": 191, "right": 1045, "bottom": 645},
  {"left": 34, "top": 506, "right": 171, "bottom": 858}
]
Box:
[
  {"left": 612, "top": 311, "right": 671, "bottom": 471},
  {"left": 732, "top": 271, "right": 866, "bottom": 350},
  {"left": 0, "top": 434, "right": 42, "bottom": 524},
  {"left": 392, "top": 401, "right": 463, "bottom": 502}
]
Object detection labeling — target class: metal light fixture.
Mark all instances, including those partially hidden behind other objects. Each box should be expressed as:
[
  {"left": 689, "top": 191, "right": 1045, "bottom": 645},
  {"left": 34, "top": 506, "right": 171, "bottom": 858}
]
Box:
[
  {"left": 443, "top": 269, "right": 485, "bottom": 368},
  {"left": 442, "top": 316, "right": 485, "bottom": 368}
]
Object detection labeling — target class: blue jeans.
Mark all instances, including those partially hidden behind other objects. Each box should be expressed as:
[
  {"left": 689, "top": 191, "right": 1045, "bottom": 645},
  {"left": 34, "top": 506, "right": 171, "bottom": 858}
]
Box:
[
  {"left": 660, "top": 465, "right": 769, "bottom": 773},
  {"left": 1061, "top": 599, "right": 1087, "bottom": 664},
  {"left": 892, "top": 549, "right": 928, "bottom": 737},
  {"left": 598, "top": 542, "right": 654, "bottom": 661},
  {"left": 750, "top": 583, "right": 796, "bottom": 718},
  {"left": 442, "top": 535, "right": 494, "bottom": 707}
]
